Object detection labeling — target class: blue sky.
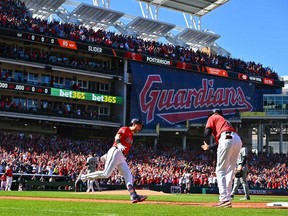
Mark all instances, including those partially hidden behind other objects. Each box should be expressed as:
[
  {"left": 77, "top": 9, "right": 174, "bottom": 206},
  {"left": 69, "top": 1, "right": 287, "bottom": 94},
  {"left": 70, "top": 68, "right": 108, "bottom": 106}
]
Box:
[{"left": 74, "top": 0, "right": 288, "bottom": 77}]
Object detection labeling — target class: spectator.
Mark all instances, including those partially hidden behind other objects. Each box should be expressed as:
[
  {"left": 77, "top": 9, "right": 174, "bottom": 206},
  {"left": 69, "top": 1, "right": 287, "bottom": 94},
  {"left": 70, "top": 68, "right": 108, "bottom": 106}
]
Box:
[
  {"left": 5, "top": 165, "right": 13, "bottom": 191},
  {"left": 0, "top": 173, "right": 7, "bottom": 190},
  {"left": 0, "top": 0, "right": 280, "bottom": 80}
]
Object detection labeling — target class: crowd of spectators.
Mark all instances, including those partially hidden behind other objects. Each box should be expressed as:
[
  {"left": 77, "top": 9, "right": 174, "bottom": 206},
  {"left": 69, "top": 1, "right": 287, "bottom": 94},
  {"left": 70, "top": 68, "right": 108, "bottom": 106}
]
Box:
[
  {"left": 0, "top": 43, "right": 117, "bottom": 76},
  {"left": 0, "top": 0, "right": 286, "bottom": 192},
  {"left": 0, "top": 0, "right": 280, "bottom": 80},
  {"left": 0, "top": 132, "right": 287, "bottom": 191},
  {"left": 0, "top": 95, "right": 115, "bottom": 123}
]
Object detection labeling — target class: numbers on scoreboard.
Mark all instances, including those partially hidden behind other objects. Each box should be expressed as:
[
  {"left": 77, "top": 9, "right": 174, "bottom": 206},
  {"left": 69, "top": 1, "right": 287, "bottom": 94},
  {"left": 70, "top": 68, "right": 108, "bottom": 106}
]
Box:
[
  {"left": 0, "top": 81, "right": 50, "bottom": 95},
  {"left": 15, "top": 85, "right": 25, "bottom": 91},
  {"left": 0, "top": 82, "right": 8, "bottom": 89}
]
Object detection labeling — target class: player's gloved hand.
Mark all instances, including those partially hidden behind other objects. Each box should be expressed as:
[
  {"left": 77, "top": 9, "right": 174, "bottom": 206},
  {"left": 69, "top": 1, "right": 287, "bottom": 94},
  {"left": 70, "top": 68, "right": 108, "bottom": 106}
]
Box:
[{"left": 116, "top": 143, "right": 126, "bottom": 151}]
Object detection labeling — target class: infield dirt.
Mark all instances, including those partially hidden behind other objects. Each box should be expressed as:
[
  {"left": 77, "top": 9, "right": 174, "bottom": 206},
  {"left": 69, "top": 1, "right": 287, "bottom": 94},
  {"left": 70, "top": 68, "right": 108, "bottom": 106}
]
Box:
[{"left": 1, "top": 190, "right": 286, "bottom": 209}]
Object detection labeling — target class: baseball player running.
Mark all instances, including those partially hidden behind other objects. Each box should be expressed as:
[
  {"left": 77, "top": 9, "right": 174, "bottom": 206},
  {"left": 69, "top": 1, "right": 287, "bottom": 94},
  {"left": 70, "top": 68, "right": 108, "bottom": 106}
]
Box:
[
  {"left": 79, "top": 118, "right": 147, "bottom": 203},
  {"left": 201, "top": 109, "right": 242, "bottom": 208},
  {"left": 231, "top": 139, "right": 250, "bottom": 200}
]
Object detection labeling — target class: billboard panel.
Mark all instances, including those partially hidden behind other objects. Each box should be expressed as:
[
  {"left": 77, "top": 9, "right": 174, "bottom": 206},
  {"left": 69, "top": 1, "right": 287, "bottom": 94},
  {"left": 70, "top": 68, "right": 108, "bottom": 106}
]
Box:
[{"left": 130, "top": 62, "right": 262, "bottom": 128}]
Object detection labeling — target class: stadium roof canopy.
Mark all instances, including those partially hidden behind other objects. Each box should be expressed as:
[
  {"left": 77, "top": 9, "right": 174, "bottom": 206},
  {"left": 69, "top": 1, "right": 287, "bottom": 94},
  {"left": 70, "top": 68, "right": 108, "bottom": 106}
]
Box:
[
  {"left": 23, "top": 0, "right": 66, "bottom": 19},
  {"left": 176, "top": 28, "right": 220, "bottom": 46},
  {"left": 125, "top": 17, "right": 175, "bottom": 39},
  {"left": 137, "top": 0, "right": 229, "bottom": 17},
  {"left": 70, "top": 3, "right": 125, "bottom": 29},
  {"left": 22, "top": 0, "right": 230, "bottom": 56},
  {"left": 135, "top": 0, "right": 229, "bottom": 50}
]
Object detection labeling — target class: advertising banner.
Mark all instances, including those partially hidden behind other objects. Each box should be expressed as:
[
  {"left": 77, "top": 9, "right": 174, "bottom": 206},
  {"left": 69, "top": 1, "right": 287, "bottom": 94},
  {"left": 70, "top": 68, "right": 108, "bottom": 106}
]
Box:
[
  {"left": 50, "top": 88, "right": 122, "bottom": 104},
  {"left": 130, "top": 62, "right": 261, "bottom": 128}
]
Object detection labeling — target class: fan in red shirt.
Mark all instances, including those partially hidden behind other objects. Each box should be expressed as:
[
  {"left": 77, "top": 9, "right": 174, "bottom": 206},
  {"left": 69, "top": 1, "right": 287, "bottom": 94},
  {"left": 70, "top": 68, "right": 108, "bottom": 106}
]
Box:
[
  {"left": 5, "top": 165, "right": 13, "bottom": 191},
  {"left": 0, "top": 173, "right": 7, "bottom": 190}
]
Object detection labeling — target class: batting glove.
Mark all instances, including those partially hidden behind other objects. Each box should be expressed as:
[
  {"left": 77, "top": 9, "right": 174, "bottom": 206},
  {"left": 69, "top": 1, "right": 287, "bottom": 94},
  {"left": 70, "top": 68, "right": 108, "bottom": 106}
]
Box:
[{"left": 116, "top": 143, "right": 126, "bottom": 151}]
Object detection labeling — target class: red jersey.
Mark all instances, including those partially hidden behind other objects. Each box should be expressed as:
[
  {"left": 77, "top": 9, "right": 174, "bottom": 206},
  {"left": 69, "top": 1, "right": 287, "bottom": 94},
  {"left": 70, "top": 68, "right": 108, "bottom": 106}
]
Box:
[
  {"left": 205, "top": 114, "right": 236, "bottom": 143},
  {"left": 0, "top": 174, "right": 6, "bottom": 181},
  {"left": 5, "top": 168, "right": 13, "bottom": 177},
  {"left": 112, "top": 126, "right": 133, "bottom": 155}
]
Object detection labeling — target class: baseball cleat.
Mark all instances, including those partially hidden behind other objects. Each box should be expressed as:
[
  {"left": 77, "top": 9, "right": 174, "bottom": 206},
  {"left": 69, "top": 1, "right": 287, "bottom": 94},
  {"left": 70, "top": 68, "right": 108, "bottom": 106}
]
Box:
[
  {"left": 240, "top": 196, "right": 250, "bottom": 200},
  {"left": 131, "top": 195, "right": 147, "bottom": 203},
  {"left": 213, "top": 200, "right": 232, "bottom": 208}
]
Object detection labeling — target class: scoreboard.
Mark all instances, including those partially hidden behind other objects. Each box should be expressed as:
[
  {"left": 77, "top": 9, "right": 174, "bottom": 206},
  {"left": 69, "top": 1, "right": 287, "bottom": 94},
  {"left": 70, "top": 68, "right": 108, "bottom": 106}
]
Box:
[
  {"left": 0, "top": 81, "right": 123, "bottom": 104},
  {"left": 0, "top": 81, "right": 50, "bottom": 95}
]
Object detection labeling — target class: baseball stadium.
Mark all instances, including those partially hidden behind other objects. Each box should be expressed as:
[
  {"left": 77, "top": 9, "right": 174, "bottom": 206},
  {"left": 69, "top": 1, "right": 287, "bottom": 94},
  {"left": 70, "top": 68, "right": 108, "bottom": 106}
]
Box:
[{"left": 0, "top": 0, "right": 287, "bottom": 215}]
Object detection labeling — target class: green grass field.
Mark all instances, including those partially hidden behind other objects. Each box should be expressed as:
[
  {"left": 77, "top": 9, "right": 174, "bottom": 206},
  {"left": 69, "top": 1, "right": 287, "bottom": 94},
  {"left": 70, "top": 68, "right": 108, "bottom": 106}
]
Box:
[{"left": 0, "top": 191, "right": 287, "bottom": 216}]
